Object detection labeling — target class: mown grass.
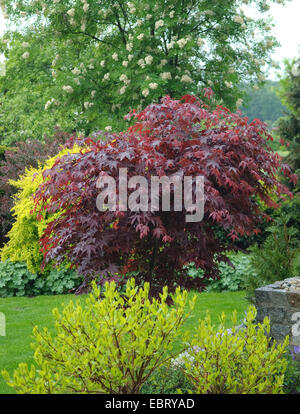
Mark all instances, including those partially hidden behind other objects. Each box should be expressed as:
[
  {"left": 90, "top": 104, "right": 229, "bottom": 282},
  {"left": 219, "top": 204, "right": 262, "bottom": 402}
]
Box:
[{"left": 0, "top": 290, "right": 248, "bottom": 394}]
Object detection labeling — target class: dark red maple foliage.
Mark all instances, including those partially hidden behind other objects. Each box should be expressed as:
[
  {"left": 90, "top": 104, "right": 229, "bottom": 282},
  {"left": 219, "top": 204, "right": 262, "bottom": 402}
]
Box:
[{"left": 33, "top": 94, "right": 297, "bottom": 297}]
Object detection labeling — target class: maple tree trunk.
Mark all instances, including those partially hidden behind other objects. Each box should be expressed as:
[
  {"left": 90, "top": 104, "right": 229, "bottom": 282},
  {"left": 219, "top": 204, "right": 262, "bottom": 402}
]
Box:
[{"left": 149, "top": 239, "right": 158, "bottom": 278}]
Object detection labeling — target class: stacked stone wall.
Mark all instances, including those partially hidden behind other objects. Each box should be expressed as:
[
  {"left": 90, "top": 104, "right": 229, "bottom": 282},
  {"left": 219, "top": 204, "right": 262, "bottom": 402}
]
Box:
[{"left": 255, "top": 277, "right": 300, "bottom": 361}]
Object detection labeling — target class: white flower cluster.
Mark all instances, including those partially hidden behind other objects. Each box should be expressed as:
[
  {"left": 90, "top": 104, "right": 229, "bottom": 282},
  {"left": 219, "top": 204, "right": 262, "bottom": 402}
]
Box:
[
  {"left": 155, "top": 20, "right": 164, "bottom": 30},
  {"left": 67, "top": 8, "right": 75, "bottom": 17},
  {"left": 254, "top": 59, "right": 265, "bottom": 66},
  {"left": 236, "top": 98, "right": 243, "bottom": 108},
  {"left": 72, "top": 67, "right": 81, "bottom": 75},
  {"left": 84, "top": 101, "right": 94, "bottom": 109},
  {"left": 62, "top": 85, "right": 74, "bottom": 93},
  {"left": 145, "top": 55, "right": 153, "bottom": 65},
  {"left": 265, "top": 39, "right": 274, "bottom": 49},
  {"left": 111, "top": 103, "right": 121, "bottom": 112},
  {"left": 149, "top": 83, "right": 158, "bottom": 90},
  {"left": 22, "top": 51, "right": 29, "bottom": 59},
  {"left": 233, "top": 15, "right": 247, "bottom": 29},
  {"left": 142, "top": 88, "right": 149, "bottom": 97},
  {"left": 160, "top": 72, "right": 172, "bottom": 80},
  {"left": 119, "top": 86, "right": 127, "bottom": 95},
  {"left": 181, "top": 74, "right": 193, "bottom": 83},
  {"left": 82, "top": 1, "right": 89, "bottom": 13},
  {"left": 81, "top": 19, "right": 86, "bottom": 31},
  {"left": 233, "top": 15, "right": 244, "bottom": 25},
  {"left": 138, "top": 58, "right": 145, "bottom": 68},
  {"left": 119, "top": 74, "right": 131, "bottom": 85},
  {"left": 197, "top": 38, "right": 205, "bottom": 47},
  {"left": 177, "top": 38, "right": 188, "bottom": 49},
  {"left": 203, "top": 10, "right": 214, "bottom": 16},
  {"left": 167, "top": 40, "right": 175, "bottom": 50},
  {"left": 44, "top": 98, "right": 59, "bottom": 110},
  {"left": 127, "top": 2, "right": 136, "bottom": 14},
  {"left": 261, "top": 2, "right": 270, "bottom": 11}
]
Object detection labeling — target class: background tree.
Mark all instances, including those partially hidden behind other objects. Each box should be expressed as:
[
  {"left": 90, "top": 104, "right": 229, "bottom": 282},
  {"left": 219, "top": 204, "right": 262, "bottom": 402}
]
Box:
[
  {"left": 241, "top": 80, "right": 288, "bottom": 127},
  {"left": 0, "top": 0, "right": 291, "bottom": 141},
  {"left": 275, "top": 55, "right": 300, "bottom": 239},
  {"left": 277, "top": 56, "right": 300, "bottom": 178}
]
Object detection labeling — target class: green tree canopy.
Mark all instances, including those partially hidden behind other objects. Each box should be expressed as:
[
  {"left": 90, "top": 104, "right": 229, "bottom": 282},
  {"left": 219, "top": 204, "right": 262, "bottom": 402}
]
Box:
[{"left": 0, "top": 0, "right": 291, "bottom": 142}]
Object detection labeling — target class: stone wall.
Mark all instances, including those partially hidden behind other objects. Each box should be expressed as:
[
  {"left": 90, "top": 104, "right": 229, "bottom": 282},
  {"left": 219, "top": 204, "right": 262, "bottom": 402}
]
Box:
[{"left": 255, "top": 277, "right": 300, "bottom": 361}]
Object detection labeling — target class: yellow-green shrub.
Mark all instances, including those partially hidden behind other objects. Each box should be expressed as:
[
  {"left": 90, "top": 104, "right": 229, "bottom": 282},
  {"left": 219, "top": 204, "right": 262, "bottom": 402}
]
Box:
[
  {"left": 180, "top": 306, "right": 289, "bottom": 394},
  {"left": 2, "top": 278, "right": 195, "bottom": 394},
  {"left": 0, "top": 144, "right": 83, "bottom": 274}
]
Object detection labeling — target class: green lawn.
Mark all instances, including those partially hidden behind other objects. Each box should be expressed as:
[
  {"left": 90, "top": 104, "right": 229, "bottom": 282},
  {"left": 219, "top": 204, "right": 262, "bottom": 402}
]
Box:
[{"left": 0, "top": 290, "right": 248, "bottom": 394}]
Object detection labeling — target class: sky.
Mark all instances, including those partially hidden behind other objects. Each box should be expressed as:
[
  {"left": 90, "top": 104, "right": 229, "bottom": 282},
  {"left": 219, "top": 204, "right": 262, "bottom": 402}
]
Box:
[
  {"left": 0, "top": 1, "right": 299, "bottom": 77},
  {"left": 264, "top": 0, "right": 300, "bottom": 79},
  {"left": 271, "top": 0, "right": 300, "bottom": 62}
]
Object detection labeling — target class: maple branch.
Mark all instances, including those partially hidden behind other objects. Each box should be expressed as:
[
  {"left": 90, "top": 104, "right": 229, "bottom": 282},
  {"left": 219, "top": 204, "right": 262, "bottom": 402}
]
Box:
[{"left": 149, "top": 238, "right": 159, "bottom": 279}]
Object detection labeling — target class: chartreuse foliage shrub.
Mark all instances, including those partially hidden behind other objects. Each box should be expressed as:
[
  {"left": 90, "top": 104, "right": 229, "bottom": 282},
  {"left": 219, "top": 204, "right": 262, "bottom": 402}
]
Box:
[
  {"left": 2, "top": 280, "right": 290, "bottom": 395},
  {"left": 2, "top": 279, "right": 195, "bottom": 394},
  {"left": 0, "top": 130, "right": 73, "bottom": 247},
  {"left": 180, "top": 306, "right": 289, "bottom": 394},
  {"left": 0, "top": 261, "right": 82, "bottom": 298},
  {"left": 0, "top": 143, "right": 84, "bottom": 275}
]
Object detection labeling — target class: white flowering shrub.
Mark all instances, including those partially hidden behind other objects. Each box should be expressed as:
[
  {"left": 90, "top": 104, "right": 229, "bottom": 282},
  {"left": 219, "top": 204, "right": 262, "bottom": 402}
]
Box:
[{"left": 0, "top": 0, "right": 292, "bottom": 140}]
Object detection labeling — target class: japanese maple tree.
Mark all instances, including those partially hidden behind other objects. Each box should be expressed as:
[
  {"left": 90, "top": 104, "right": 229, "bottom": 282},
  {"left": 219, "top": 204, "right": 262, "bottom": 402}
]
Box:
[{"left": 34, "top": 93, "right": 297, "bottom": 297}]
